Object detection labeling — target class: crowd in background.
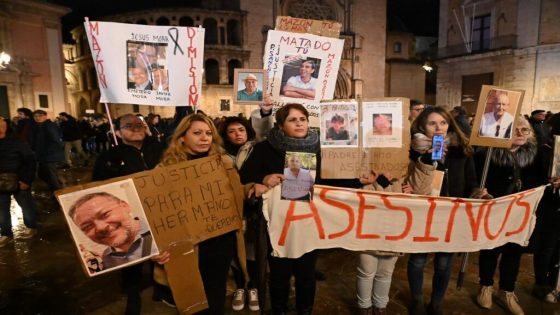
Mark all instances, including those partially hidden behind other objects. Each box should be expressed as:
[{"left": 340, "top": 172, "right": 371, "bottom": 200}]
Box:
[{"left": 0, "top": 98, "right": 559, "bottom": 315}]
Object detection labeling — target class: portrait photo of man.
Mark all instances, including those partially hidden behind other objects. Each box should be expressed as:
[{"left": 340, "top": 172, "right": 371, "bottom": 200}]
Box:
[
  {"left": 326, "top": 114, "right": 349, "bottom": 141},
  {"left": 372, "top": 113, "right": 393, "bottom": 136},
  {"left": 479, "top": 90, "right": 514, "bottom": 139},
  {"left": 151, "top": 66, "right": 169, "bottom": 92},
  {"left": 237, "top": 73, "right": 263, "bottom": 101},
  {"left": 67, "top": 190, "right": 158, "bottom": 274},
  {"left": 128, "top": 66, "right": 152, "bottom": 90},
  {"left": 281, "top": 58, "right": 319, "bottom": 100},
  {"left": 281, "top": 153, "right": 316, "bottom": 201}
]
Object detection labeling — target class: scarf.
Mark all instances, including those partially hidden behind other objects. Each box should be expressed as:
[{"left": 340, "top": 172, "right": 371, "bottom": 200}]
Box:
[
  {"left": 267, "top": 127, "right": 320, "bottom": 154},
  {"left": 411, "top": 132, "right": 456, "bottom": 154}
]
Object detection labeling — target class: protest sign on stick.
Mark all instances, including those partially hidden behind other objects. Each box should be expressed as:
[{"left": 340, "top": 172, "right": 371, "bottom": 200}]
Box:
[{"left": 84, "top": 20, "right": 204, "bottom": 107}]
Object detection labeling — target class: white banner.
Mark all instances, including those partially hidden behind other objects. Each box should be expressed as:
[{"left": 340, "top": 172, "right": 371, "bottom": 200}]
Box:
[
  {"left": 84, "top": 20, "right": 204, "bottom": 107},
  {"left": 263, "top": 185, "right": 546, "bottom": 258}
]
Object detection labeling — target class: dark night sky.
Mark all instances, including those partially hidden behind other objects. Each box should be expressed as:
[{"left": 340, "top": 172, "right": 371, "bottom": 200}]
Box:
[{"left": 46, "top": 0, "right": 440, "bottom": 43}]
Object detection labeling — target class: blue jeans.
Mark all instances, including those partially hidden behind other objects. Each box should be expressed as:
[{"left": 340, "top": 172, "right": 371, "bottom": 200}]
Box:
[
  {"left": 407, "top": 252, "right": 454, "bottom": 304},
  {"left": 0, "top": 189, "right": 38, "bottom": 236}
]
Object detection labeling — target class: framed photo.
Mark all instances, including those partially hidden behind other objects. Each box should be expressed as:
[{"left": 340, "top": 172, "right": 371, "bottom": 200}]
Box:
[
  {"left": 233, "top": 68, "right": 266, "bottom": 104},
  {"left": 57, "top": 179, "right": 159, "bottom": 277},
  {"left": 469, "top": 85, "right": 525, "bottom": 148}
]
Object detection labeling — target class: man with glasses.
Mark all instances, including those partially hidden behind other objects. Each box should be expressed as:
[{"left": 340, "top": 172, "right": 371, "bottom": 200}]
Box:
[
  {"left": 409, "top": 100, "right": 425, "bottom": 122},
  {"left": 91, "top": 113, "right": 166, "bottom": 314},
  {"left": 69, "top": 192, "right": 156, "bottom": 269}
]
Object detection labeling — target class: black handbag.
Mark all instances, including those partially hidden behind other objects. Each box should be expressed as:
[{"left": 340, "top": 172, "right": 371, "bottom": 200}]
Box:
[{"left": 0, "top": 173, "right": 18, "bottom": 192}]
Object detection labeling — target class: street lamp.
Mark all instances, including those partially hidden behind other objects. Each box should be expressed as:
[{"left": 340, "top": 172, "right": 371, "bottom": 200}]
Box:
[
  {"left": 422, "top": 61, "right": 433, "bottom": 72},
  {"left": 0, "top": 52, "right": 11, "bottom": 69}
]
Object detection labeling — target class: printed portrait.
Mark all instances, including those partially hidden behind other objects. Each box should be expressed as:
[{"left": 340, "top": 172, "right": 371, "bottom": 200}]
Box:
[
  {"left": 233, "top": 69, "right": 266, "bottom": 104},
  {"left": 280, "top": 56, "right": 321, "bottom": 100},
  {"left": 281, "top": 152, "right": 317, "bottom": 201}
]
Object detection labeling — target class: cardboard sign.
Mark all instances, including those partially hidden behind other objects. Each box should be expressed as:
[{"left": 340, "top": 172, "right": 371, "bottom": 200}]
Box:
[
  {"left": 275, "top": 16, "right": 342, "bottom": 38},
  {"left": 57, "top": 155, "right": 243, "bottom": 313},
  {"left": 84, "top": 20, "right": 204, "bottom": 106},
  {"left": 263, "top": 185, "right": 546, "bottom": 258},
  {"left": 321, "top": 98, "right": 411, "bottom": 179},
  {"left": 469, "top": 85, "right": 525, "bottom": 148}
]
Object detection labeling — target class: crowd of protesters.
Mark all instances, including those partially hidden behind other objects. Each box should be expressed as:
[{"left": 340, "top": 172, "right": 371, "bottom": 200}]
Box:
[{"left": 1, "top": 97, "right": 559, "bottom": 315}]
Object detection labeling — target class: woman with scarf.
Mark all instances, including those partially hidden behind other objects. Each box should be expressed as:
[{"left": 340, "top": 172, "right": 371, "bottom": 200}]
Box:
[
  {"left": 475, "top": 116, "right": 546, "bottom": 315},
  {"left": 407, "top": 106, "right": 486, "bottom": 315},
  {"left": 239, "top": 103, "right": 320, "bottom": 315},
  {"left": 219, "top": 116, "right": 261, "bottom": 311},
  {"left": 154, "top": 113, "right": 252, "bottom": 315}
]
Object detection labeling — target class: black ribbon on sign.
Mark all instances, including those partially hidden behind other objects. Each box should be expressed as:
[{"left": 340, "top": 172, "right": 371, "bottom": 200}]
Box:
[{"left": 167, "top": 27, "right": 184, "bottom": 55}]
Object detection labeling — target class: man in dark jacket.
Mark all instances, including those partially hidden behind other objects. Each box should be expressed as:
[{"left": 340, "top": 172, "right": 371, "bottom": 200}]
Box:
[
  {"left": 92, "top": 113, "right": 166, "bottom": 314},
  {"left": 59, "top": 112, "right": 88, "bottom": 167},
  {"left": 529, "top": 109, "right": 551, "bottom": 148},
  {"left": 30, "top": 110, "right": 64, "bottom": 193},
  {"left": 0, "top": 117, "right": 39, "bottom": 246}
]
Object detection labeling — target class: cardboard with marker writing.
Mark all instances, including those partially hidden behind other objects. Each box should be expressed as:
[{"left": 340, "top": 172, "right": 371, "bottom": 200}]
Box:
[
  {"left": 56, "top": 155, "right": 243, "bottom": 314},
  {"left": 275, "top": 16, "right": 342, "bottom": 39},
  {"left": 321, "top": 98, "right": 410, "bottom": 179}
]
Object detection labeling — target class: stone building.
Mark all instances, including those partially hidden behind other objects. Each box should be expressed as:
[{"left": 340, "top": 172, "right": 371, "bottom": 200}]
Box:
[
  {"left": 0, "top": 0, "right": 69, "bottom": 119},
  {"left": 436, "top": 0, "right": 560, "bottom": 115},
  {"left": 64, "top": 0, "right": 389, "bottom": 118}
]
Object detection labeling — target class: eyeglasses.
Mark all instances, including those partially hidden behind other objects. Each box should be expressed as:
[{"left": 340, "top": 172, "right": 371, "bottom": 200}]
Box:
[
  {"left": 515, "top": 127, "right": 531, "bottom": 135},
  {"left": 121, "top": 123, "right": 145, "bottom": 130}
]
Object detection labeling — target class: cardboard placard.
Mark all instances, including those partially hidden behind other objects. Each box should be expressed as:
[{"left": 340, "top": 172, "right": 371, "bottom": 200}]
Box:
[
  {"left": 57, "top": 155, "right": 243, "bottom": 314},
  {"left": 469, "top": 85, "right": 525, "bottom": 148},
  {"left": 321, "top": 98, "right": 411, "bottom": 179},
  {"left": 275, "top": 16, "right": 342, "bottom": 39}
]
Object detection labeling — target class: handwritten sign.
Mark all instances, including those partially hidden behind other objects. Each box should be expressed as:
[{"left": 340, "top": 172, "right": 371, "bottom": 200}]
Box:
[
  {"left": 132, "top": 156, "right": 242, "bottom": 245},
  {"left": 275, "top": 16, "right": 342, "bottom": 38},
  {"left": 263, "top": 185, "right": 545, "bottom": 258},
  {"left": 84, "top": 20, "right": 204, "bottom": 106},
  {"left": 321, "top": 98, "right": 411, "bottom": 179},
  {"left": 263, "top": 30, "right": 344, "bottom": 106}
]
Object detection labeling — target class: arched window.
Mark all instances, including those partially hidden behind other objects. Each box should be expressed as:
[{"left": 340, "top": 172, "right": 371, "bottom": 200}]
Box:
[
  {"left": 156, "top": 17, "right": 170, "bottom": 26},
  {"left": 205, "top": 59, "right": 220, "bottom": 84},
  {"left": 203, "top": 18, "right": 218, "bottom": 45},
  {"left": 226, "top": 20, "right": 241, "bottom": 46},
  {"left": 393, "top": 42, "right": 402, "bottom": 53},
  {"left": 136, "top": 19, "right": 148, "bottom": 25},
  {"left": 228, "top": 59, "right": 242, "bottom": 84},
  {"left": 179, "top": 16, "right": 194, "bottom": 26}
]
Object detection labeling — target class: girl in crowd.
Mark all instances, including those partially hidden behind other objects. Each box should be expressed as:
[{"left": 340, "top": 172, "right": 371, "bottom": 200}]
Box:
[
  {"left": 154, "top": 113, "right": 252, "bottom": 315},
  {"left": 219, "top": 116, "right": 260, "bottom": 312},
  {"left": 407, "top": 106, "right": 485, "bottom": 315},
  {"left": 475, "top": 116, "right": 546, "bottom": 315},
  {"left": 240, "top": 104, "right": 320, "bottom": 315},
  {"left": 146, "top": 114, "right": 164, "bottom": 142}
]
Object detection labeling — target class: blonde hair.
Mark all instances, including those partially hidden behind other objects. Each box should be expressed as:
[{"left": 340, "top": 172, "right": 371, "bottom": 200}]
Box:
[{"left": 161, "top": 113, "right": 223, "bottom": 165}]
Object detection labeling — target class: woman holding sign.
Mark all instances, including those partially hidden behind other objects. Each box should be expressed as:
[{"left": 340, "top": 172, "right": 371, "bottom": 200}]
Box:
[
  {"left": 474, "top": 117, "right": 546, "bottom": 315},
  {"left": 406, "top": 106, "right": 486, "bottom": 315},
  {"left": 154, "top": 113, "right": 252, "bottom": 315}
]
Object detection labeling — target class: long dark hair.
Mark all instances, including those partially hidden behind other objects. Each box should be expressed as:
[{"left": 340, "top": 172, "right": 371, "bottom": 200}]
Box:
[
  {"left": 219, "top": 116, "right": 256, "bottom": 144},
  {"left": 411, "top": 106, "right": 473, "bottom": 156}
]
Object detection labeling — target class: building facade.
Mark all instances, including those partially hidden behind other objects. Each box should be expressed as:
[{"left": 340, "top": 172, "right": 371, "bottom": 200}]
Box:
[
  {"left": 436, "top": 0, "right": 560, "bottom": 115},
  {"left": 64, "top": 0, "right": 388, "bottom": 118},
  {"left": 0, "top": 0, "right": 69, "bottom": 119}
]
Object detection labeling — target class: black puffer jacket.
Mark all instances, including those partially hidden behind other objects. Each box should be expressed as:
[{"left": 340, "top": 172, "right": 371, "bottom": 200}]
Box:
[
  {"left": 0, "top": 136, "right": 36, "bottom": 185},
  {"left": 474, "top": 142, "right": 545, "bottom": 198},
  {"left": 92, "top": 137, "right": 165, "bottom": 181}
]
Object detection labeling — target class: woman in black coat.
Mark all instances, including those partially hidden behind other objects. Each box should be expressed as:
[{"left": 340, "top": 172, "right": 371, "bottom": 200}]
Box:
[{"left": 475, "top": 116, "right": 546, "bottom": 315}]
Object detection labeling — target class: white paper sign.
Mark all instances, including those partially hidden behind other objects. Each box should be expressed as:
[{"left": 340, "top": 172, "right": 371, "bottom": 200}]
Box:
[
  {"left": 84, "top": 20, "right": 204, "bottom": 106},
  {"left": 264, "top": 30, "right": 344, "bottom": 104},
  {"left": 362, "top": 101, "right": 404, "bottom": 148}
]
